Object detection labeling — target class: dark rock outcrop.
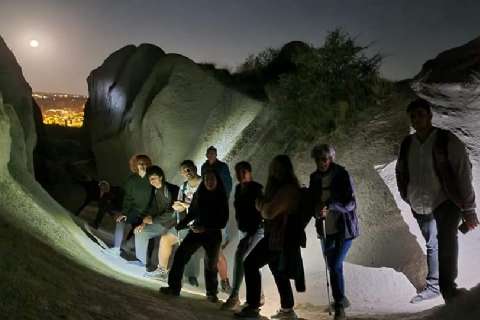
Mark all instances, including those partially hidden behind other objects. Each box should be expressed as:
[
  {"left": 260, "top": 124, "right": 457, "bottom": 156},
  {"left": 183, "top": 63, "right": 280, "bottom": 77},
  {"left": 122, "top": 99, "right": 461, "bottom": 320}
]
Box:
[
  {"left": 0, "top": 36, "right": 43, "bottom": 173},
  {"left": 85, "top": 44, "right": 165, "bottom": 142},
  {"left": 416, "top": 36, "right": 480, "bottom": 84}
]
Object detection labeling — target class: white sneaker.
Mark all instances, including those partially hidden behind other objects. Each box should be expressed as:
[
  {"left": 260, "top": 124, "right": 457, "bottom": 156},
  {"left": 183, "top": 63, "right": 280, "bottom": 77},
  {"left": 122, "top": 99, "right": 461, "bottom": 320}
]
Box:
[
  {"left": 144, "top": 267, "right": 168, "bottom": 281},
  {"left": 271, "top": 308, "right": 298, "bottom": 320}
]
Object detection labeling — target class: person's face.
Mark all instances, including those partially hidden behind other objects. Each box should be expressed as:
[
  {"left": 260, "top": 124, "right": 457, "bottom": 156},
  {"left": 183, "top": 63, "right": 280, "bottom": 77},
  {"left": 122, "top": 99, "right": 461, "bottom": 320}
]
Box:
[
  {"left": 99, "top": 183, "right": 110, "bottom": 193},
  {"left": 409, "top": 108, "right": 432, "bottom": 132},
  {"left": 316, "top": 154, "right": 332, "bottom": 172},
  {"left": 149, "top": 174, "right": 163, "bottom": 189},
  {"left": 206, "top": 150, "right": 217, "bottom": 163},
  {"left": 204, "top": 173, "right": 218, "bottom": 191},
  {"left": 180, "top": 165, "right": 195, "bottom": 180},
  {"left": 137, "top": 160, "right": 148, "bottom": 174},
  {"left": 236, "top": 169, "right": 251, "bottom": 183}
]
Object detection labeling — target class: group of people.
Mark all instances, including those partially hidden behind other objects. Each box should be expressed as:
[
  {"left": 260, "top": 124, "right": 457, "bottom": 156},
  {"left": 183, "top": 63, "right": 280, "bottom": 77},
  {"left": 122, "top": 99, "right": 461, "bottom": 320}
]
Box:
[{"left": 89, "top": 97, "right": 478, "bottom": 320}]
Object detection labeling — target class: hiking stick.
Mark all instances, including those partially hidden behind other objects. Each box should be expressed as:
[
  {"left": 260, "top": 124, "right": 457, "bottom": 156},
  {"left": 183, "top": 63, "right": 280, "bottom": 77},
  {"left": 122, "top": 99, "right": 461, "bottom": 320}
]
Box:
[{"left": 320, "top": 218, "right": 332, "bottom": 316}]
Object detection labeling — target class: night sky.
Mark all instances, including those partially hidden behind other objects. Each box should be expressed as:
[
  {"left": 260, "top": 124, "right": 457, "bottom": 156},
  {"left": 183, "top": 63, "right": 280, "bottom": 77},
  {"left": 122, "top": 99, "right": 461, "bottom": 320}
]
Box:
[{"left": 1, "top": 0, "right": 479, "bottom": 95}]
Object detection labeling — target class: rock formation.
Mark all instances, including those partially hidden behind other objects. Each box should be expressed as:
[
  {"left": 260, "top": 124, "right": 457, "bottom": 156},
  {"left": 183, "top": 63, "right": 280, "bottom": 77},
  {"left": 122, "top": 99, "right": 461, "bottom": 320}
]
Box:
[
  {"left": 1, "top": 32, "right": 480, "bottom": 319},
  {"left": 0, "top": 36, "right": 42, "bottom": 174},
  {"left": 85, "top": 46, "right": 264, "bottom": 185}
]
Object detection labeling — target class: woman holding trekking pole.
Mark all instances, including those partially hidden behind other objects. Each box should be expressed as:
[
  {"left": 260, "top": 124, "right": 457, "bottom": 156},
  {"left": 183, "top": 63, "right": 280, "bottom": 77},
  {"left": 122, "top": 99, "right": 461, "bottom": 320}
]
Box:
[{"left": 309, "top": 144, "right": 360, "bottom": 320}]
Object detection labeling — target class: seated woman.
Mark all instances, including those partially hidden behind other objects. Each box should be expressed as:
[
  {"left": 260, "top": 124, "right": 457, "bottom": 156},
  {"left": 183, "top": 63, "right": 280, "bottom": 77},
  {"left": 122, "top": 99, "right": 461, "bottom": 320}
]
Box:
[{"left": 160, "top": 170, "right": 229, "bottom": 302}]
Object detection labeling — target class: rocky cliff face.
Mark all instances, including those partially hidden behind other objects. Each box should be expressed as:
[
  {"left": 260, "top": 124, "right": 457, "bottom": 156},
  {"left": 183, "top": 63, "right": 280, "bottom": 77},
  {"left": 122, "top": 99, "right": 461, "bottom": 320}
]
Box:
[
  {"left": 85, "top": 45, "right": 264, "bottom": 185},
  {"left": 0, "top": 36, "right": 42, "bottom": 174}
]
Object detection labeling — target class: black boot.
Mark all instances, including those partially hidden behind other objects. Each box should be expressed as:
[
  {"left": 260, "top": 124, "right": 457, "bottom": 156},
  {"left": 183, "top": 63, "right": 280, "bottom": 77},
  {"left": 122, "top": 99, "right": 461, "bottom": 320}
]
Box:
[{"left": 334, "top": 306, "right": 346, "bottom": 320}]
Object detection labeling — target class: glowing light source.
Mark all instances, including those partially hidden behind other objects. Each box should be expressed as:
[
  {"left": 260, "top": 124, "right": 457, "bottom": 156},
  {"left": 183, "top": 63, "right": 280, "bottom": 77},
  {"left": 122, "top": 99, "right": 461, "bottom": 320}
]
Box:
[{"left": 29, "top": 40, "right": 39, "bottom": 48}]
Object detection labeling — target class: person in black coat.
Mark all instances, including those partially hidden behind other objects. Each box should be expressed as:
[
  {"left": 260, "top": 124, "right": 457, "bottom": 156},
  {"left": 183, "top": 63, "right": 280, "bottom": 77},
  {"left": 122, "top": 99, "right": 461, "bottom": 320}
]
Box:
[{"left": 160, "top": 169, "right": 229, "bottom": 302}]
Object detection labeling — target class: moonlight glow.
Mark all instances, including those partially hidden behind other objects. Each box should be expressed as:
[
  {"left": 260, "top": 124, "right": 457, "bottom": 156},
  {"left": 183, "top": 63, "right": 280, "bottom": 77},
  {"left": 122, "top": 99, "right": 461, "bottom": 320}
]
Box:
[{"left": 29, "top": 40, "right": 39, "bottom": 48}]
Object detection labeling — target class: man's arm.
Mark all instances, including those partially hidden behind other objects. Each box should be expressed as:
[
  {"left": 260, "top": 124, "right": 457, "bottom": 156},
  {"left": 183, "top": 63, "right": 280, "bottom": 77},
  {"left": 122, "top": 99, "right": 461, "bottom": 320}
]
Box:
[{"left": 448, "top": 134, "right": 476, "bottom": 214}]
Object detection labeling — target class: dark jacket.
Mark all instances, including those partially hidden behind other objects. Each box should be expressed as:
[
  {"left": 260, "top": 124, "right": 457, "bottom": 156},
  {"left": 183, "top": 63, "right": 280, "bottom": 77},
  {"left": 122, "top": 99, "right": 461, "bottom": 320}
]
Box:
[
  {"left": 122, "top": 174, "right": 152, "bottom": 224},
  {"left": 309, "top": 163, "right": 359, "bottom": 240},
  {"left": 234, "top": 181, "right": 264, "bottom": 235},
  {"left": 145, "top": 182, "right": 179, "bottom": 228},
  {"left": 176, "top": 183, "right": 229, "bottom": 231},
  {"left": 396, "top": 127, "right": 476, "bottom": 215},
  {"left": 201, "top": 160, "right": 233, "bottom": 196}
]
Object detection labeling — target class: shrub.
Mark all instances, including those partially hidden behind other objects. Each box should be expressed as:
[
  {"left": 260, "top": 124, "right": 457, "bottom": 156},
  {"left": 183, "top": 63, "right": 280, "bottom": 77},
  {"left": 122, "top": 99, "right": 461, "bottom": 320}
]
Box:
[{"left": 274, "top": 29, "right": 387, "bottom": 139}]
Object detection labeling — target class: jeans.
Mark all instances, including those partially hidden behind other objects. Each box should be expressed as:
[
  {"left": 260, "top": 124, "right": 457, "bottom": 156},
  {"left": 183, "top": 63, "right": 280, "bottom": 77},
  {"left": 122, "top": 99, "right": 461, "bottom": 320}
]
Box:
[
  {"left": 230, "top": 235, "right": 250, "bottom": 296},
  {"left": 113, "top": 217, "right": 142, "bottom": 249},
  {"left": 244, "top": 237, "right": 294, "bottom": 309},
  {"left": 134, "top": 223, "right": 169, "bottom": 265},
  {"left": 433, "top": 200, "right": 462, "bottom": 302},
  {"left": 168, "top": 229, "right": 222, "bottom": 296},
  {"left": 322, "top": 235, "right": 352, "bottom": 307},
  {"left": 413, "top": 213, "right": 440, "bottom": 292}
]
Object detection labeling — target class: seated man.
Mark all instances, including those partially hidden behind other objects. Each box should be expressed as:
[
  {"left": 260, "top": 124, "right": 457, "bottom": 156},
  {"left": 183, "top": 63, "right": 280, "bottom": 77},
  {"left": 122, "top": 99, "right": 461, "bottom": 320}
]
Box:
[
  {"left": 134, "top": 165, "right": 179, "bottom": 274},
  {"left": 91, "top": 181, "right": 124, "bottom": 229}
]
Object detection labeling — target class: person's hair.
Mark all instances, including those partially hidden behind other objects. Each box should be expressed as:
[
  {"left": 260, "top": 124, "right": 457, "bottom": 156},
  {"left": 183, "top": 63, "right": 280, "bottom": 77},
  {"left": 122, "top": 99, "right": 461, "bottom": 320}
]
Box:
[
  {"left": 196, "top": 169, "right": 226, "bottom": 199},
  {"left": 180, "top": 159, "right": 197, "bottom": 171},
  {"left": 146, "top": 165, "right": 165, "bottom": 179},
  {"left": 311, "top": 144, "right": 336, "bottom": 161},
  {"left": 98, "top": 180, "right": 110, "bottom": 187},
  {"left": 406, "top": 98, "right": 432, "bottom": 114},
  {"left": 235, "top": 161, "right": 252, "bottom": 173},
  {"left": 264, "top": 154, "right": 299, "bottom": 200},
  {"left": 129, "top": 154, "right": 152, "bottom": 173},
  {"left": 206, "top": 146, "right": 217, "bottom": 154},
  {"left": 98, "top": 180, "right": 110, "bottom": 191}
]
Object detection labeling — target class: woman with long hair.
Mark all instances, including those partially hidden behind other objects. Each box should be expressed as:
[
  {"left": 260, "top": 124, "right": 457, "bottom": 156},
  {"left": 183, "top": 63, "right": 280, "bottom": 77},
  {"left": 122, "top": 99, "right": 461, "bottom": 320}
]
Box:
[{"left": 235, "top": 155, "right": 302, "bottom": 320}]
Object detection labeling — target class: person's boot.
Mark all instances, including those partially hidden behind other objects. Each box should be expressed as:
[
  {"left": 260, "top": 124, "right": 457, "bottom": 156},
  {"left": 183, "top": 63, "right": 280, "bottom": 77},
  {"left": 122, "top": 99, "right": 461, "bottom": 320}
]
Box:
[
  {"left": 270, "top": 308, "right": 298, "bottom": 319},
  {"left": 221, "top": 295, "right": 240, "bottom": 310},
  {"left": 234, "top": 306, "right": 260, "bottom": 318},
  {"left": 324, "top": 297, "right": 351, "bottom": 312},
  {"left": 159, "top": 286, "right": 180, "bottom": 297},
  {"left": 334, "top": 306, "right": 346, "bottom": 320},
  {"left": 206, "top": 294, "right": 219, "bottom": 303}
]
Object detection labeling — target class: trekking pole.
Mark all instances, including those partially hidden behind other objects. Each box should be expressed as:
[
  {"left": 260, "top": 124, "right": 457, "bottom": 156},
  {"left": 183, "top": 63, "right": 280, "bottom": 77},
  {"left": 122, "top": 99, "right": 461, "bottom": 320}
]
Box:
[{"left": 320, "top": 218, "right": 333, "bottom": 316}]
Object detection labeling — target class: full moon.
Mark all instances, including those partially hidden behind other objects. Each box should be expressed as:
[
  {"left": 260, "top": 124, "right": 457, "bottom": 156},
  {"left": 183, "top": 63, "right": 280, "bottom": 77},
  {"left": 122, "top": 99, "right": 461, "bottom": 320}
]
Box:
[{"left": 29, "top": 40, "right": 39, "bottom": 48}]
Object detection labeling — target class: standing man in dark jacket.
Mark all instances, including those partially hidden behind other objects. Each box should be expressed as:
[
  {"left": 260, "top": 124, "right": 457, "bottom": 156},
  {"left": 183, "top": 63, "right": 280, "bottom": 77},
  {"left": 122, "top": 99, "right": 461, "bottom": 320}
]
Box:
[
  {"left": 310, "top": 144, "right": 359, "bottom": 320},
  {"left": 134, "top": 165, "right": 179, "bottom": 276},
  {"left": 222, "top": 161, "right": 264, "bottom": 310},
  {"left": 396, "top": 98, "right": 478, "bottom": 304},
  {"left": 160, "top": 170, "right": 229, "bottom": 302}
]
